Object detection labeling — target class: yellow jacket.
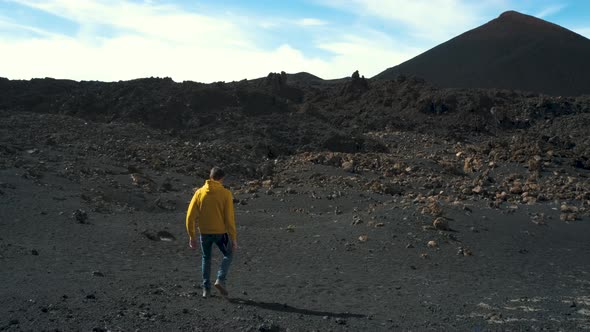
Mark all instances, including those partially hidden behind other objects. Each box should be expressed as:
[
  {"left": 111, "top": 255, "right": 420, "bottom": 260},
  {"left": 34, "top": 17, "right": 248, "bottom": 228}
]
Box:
[{"left": 186, "top": 180, "right": 236, "bottom": 241}]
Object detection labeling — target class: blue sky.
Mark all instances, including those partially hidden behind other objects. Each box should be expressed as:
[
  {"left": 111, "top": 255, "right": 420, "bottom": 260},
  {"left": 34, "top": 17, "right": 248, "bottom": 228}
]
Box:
[{"left": 0, "top": 0, "right": 589, "bottom": 82}]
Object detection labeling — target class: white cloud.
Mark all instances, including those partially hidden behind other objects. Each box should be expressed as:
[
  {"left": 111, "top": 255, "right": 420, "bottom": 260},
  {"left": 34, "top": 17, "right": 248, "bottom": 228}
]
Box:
[
  {"left": 258, "top": 21, "right": 279, "bottom": 29},
  {"left": 297, "top": 18, "right": 328, "bottom": 26},
  {"left": 316, "top": 30, "right": 422, "bottom": 78},
  {"left": 534, "top": 4, "right": 567, "bottom": 18},
  {"left": 0, "top": 29, "right": 418, "bottom": 82},
  {"left": 0, "top": 16, "right": 63, "bottom": 38},
  {"left": 8, "top": 0, "right": 251, "bottom": 48},
  {"left": 0, "top": 0, "right": 420, "bottom": 81}
]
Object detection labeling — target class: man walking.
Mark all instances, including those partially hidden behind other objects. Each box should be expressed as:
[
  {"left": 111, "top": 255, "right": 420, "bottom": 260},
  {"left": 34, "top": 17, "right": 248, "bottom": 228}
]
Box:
[{"left": 186, "top": 167, "right": 237, "bottom": 298}]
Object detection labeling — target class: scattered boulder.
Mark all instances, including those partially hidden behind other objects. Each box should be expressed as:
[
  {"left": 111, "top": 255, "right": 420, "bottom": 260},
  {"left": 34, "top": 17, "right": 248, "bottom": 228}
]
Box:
[
  {"left": 159, "top": 178, "right": 174, "bottom": 192},
  {"left": 157, "top": 231, "right": 176, "bottom": 241},
  {"left": 341, "top": 160, "right": 355, "bottom": 173},
  {"left": 130, "top": 173, "right": 155, "bottom": 191},
  {"left": 424, "top": 198, "right": 444, "bottom": 217},
  {"left": 560, "top": 213, "right": 578, "bottom": 221},
  {"left": 368, "top": 180, "right": 402, "bottom": 195},
  {"left": 257, "top": 321, "right": 281, "bottom": 332},
  {"left": 335, "top": 317, "right": 347, "bottom": 325},
  {"left": 528, "top": 155, "right": 542, "bottom": 172},
  {"left": 351, "top": 215, "right": 363, "bottom": 225},
  {"left": 560, "top": 204, "right": 579, "bottom": 213},
  {"left": 433, "top": 217, "right": 449, "bottom": 231},
  {"left": 509, "top": 182, "right": 524, "bottom": 195},
  {"left": 142, "top": 230, "right": 176, "bottom": 241},
  {"left": 154, "top": 197, "right": 176, "bottom": 211},
  {"left": 457, "top": 247, "right": 473, "bottom": 256},
  {"left": 72, "top": 209, "right": 88, "bottom": 224},
  {"left": 472, "top": 185, "right": 483, "bottom": 194}
]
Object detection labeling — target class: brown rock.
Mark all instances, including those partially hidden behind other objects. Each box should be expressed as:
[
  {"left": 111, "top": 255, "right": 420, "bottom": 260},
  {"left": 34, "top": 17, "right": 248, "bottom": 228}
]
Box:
[
  {"left": 528, "top": 157, "right": 542, "bottom": 172},
  {"left": 463, "top": 157, "right": 473, "bottom": 173},
  {"left": 457, "top": 247, "right": 473, "bottom": 256},
  {"left": 425, "top": 198, "right": 444, "bottom": 217},
  {"left": 130, "top": 173, "right": 155, "bottom": 190},
  {"left": 472, "top": 185, "right": 483, "bottom": 194},
  {"left": 509, "top": 183, "right": 523, "bottom": 195},
  {"left": 433, "top": 217, "right": 449, "bottom": 231},
  {"left": 560, "top": 204, "right": 578, "bottom": 213},
  {"left": 496, "top": 191, "right": 508, "bottom": 201},
  {"left": 560, "top": 213, "right": 577, "bottom": 221},
  {"left": 341, "top": 160, "right": 355, "bottom": 173}
]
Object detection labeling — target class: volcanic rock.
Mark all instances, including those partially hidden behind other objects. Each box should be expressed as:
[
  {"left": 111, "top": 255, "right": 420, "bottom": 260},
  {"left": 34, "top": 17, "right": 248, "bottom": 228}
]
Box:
[
  {"left": 341, "top": 70, "right": 369, "bottom": 97},
  {"left": 433, "top": 217, "right": 449, "bottom": 231},
  {"left": 341, "top": 160, "right": 355, "bottom": 173},
  {"left": 72, "top": 209, "right": 88, "bottom": 224}
]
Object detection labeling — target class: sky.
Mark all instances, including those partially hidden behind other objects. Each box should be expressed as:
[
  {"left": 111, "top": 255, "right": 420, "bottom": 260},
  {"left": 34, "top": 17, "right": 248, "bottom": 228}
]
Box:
[{"left": 0, "top": 0, "right": 589, "bottom": 83}]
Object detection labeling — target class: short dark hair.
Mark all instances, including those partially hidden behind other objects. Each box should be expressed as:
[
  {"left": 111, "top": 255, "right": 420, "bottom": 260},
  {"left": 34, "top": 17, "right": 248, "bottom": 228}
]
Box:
[{"left": 210, "top": 167, "right": 225, "bottom": 180}]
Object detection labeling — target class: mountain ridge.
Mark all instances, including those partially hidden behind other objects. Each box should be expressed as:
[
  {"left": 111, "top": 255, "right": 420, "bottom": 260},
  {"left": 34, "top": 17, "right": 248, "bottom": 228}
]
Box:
[{"left": 374, "top": 10, "right": 590, "bottom": 96}]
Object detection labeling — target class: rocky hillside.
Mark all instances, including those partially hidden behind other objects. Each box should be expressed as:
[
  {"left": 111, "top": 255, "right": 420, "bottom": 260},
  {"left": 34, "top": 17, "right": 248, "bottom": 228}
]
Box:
[{"left": 375, "top": 11, "right": 590, "bottom": 96}]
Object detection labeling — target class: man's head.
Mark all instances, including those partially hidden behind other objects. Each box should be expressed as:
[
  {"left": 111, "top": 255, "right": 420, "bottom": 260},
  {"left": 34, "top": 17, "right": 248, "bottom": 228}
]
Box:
[{"left": 210, "top": 167, "right": 225, "bottom": 182}]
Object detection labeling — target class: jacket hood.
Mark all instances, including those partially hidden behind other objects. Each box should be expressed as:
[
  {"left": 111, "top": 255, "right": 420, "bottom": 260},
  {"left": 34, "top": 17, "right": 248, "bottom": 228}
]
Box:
[{"left": 204, "top": 179, "right": 224, "bottom": 192}]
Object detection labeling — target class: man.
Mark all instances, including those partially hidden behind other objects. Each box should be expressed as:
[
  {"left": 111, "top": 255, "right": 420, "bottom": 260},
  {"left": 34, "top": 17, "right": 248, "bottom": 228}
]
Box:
[{"left": 186, "top": 167, "right": 237, "bottom": 298}]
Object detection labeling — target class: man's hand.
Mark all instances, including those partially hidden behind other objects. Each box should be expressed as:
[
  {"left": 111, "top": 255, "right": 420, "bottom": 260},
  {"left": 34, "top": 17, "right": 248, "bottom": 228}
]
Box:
[
  {"left": 232, "top": 239, "right": 238, "bottom": 251},
  {"left": 189, "top": 238, "right": 197, "bottom": 249}
]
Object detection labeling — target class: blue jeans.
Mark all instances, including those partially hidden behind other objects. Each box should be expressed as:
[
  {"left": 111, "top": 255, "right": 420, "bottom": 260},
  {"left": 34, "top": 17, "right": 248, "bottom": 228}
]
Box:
[{"left": 200, "top": 233, "right": 233, "bottom": 289}]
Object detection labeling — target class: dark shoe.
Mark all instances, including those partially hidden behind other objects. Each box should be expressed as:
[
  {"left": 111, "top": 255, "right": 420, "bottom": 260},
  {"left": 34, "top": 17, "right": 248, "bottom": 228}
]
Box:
[
  {"left": 202, "top": 288, "right": 210, "bottom": 298},
  {"left": 214, "top": 279, "right": 228, "bottom": 296}
]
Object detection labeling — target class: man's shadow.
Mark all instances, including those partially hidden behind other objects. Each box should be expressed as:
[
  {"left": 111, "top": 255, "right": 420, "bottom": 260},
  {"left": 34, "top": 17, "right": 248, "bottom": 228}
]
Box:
[{"left": 228, "top": 297, "right": 365, "bottom": 319}]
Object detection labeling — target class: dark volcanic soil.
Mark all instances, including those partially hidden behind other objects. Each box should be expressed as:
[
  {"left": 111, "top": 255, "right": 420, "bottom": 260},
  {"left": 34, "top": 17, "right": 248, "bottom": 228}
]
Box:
[
  {"left": 1, "top": 73, "right": 590, "bottom": 331},
  {"left": 375, "top": 11, "right": 590, "bottom": 96}
]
